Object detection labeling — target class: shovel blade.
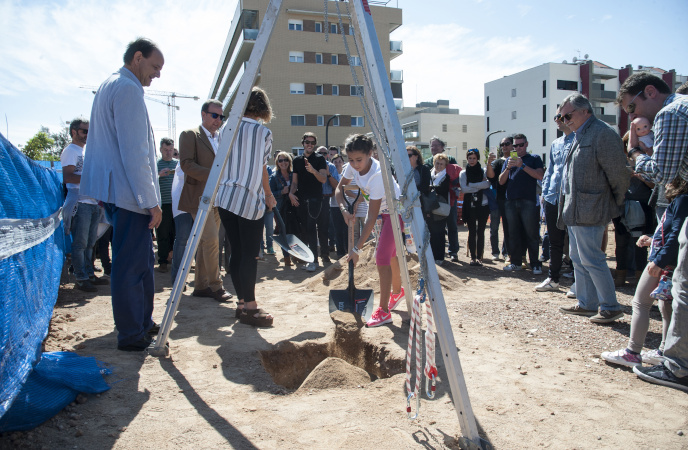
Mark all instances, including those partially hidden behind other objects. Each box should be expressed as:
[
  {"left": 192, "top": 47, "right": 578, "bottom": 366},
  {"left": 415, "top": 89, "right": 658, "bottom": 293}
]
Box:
[
  {"left": 329, "top": 288, "right": 375, "bottom": 322},
  {"left": 273, "top": 234, "right": 314, "bottom": 263}
]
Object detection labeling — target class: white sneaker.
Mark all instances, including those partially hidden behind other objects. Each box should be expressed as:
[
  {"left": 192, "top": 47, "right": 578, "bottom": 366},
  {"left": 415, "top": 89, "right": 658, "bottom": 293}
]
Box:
[
  {"left": 305, "top": 262, "right": 317, "bottom": 272},
  {"left": 641, "top": 348, "right": 666, "bottom": 366},
  {"left": 532, "top": 267, "right": 543, "bottom": 275},
  {"left": 562, "top": 272, "right": 574, "bottom": 279},
  {"left": 535, "top": 277, "right": 559, "bottom": 292},
  {"left": 566, "top": 283, "right": 577, "bottom": 298},
  {"left": 503, "top": 263, "right": 522, "bottom": 272},
  {"left": 601, "top": 348, "right": 642, "bottom": 368},
  {"left": 491, "top": 254, "right": 501, "bottom": 261}
]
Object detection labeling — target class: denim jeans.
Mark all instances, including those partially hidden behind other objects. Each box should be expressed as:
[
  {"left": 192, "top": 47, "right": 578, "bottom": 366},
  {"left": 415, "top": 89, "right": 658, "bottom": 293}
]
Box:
[
  {"left": 263, "top": 209, "right": 274, "bottom": 249},
  {"left": 490, "top": 197, "right": 509, "bottom": 257},
  {"left": 568, "top": 225, "right": 620, "bottom": 312},
  {"left": 71, "top": 202, "right": 100, "bottom": 281},
  {"left": 103, "top": 203, "right": 155, "bottom": 347},
  {"left": 664, "top": 219, "right": 688, "bottom": 378},
  {"left": 447, "top": 204, "right": 460, "bottom": 255},
  {"left": 171, "top": 212, "right": 193, "bottom": 284},
  {"left": 505, "top": 198, "right": 540, "bottom": 269}
]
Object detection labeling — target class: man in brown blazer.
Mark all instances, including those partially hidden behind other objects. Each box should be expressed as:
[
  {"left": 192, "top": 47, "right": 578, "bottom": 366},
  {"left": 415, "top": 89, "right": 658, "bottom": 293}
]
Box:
[{"left": 178, "top": 100, "right": 232, "bottom": 301}]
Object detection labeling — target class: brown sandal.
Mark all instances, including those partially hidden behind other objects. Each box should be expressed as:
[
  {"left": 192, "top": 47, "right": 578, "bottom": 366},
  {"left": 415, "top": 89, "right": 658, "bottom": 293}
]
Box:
[
  {"left": 235, "top": 301, "right": 245, "bottom": 319},
  {"left": 239, "top": 308, "right": 274, "bottom": 327}
]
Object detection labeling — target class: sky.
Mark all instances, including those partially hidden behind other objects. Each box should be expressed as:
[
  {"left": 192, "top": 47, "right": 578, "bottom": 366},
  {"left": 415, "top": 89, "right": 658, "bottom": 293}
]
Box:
[{"left": 1, "top": 0, "right": 687, "bottom": 149}]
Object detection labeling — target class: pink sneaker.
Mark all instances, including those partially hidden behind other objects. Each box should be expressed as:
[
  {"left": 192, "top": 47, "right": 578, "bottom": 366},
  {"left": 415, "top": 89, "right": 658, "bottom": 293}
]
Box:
[
  {"left": 388, "top": 287, "right": 405, "bottom": 311},
  {"left": 366, "top": 306, "right": 392, "bottom": 327}
]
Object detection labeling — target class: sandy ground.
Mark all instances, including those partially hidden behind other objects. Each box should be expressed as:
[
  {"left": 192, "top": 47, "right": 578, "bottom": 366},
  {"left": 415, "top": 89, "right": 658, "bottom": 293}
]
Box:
[{"left": 2, "top": 225, "right": 688, "bottom": 450}]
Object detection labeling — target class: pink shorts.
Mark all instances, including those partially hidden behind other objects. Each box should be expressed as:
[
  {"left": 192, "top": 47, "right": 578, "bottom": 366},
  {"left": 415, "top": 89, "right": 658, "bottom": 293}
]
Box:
[{"left": 375, "top": 214, "right": 402, "bottom": 266}]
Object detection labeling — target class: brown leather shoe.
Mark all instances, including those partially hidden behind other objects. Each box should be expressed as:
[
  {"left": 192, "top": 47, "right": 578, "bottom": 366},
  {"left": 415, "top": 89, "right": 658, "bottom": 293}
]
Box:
[{"left": 193, "top": 287, "right": 232, "bottom": 302}]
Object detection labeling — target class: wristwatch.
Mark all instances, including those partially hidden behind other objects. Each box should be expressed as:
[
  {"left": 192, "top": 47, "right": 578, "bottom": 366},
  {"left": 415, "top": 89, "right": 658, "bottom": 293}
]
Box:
[{"left": 628, "top": 146, "right": 645, "bottom": 159}]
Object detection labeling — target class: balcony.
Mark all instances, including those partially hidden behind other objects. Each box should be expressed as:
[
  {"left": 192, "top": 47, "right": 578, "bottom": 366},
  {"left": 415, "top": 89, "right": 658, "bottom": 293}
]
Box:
[
  {"left": 403, "top": 130, "right": 418, "bottom": 140},
  {"left": 394, "top": 98, "right": 403, "bottom": 110},
  {"left": 390, "top": 40, "right": 403, "bottom": 60},
  {"left": 592, "top": 66, "right": 618, "bottom": 80},
  {"left": 390, "top": 70, "right": 403, "bottom": 83},
  {"left": 589, "top": 89, "right": 616, "bottom": 102}
]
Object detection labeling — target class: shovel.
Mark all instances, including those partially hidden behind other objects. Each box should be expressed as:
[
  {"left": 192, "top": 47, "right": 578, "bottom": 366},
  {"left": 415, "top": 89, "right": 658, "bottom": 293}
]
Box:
[
  {"left": 272, "top": 206, "right": 314, "bottom": 263},
  {"left": 328, "top": 188, "right": 374, "bottom": 321}
]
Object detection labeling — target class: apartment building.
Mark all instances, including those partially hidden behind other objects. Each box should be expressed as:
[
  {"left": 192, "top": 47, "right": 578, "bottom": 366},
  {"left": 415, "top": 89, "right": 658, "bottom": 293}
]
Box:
[
  {"left": 484, "top": 60, "right": 686, "bottom": 163},
  {"left": 398, "top": 99, "right": 484, "bottom": 164},
  {"left": 208, "top": 0, "right": 403, "bottom": 156}
]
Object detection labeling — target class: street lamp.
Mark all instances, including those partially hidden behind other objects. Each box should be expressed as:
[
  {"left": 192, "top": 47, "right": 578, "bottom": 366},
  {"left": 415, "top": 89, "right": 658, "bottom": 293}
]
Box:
[
  {"left": 325, "top": 114, "right": 340, "bottom": 148},
  {"left": 485, "top": 130, "right": 505, "bottom": 151}
]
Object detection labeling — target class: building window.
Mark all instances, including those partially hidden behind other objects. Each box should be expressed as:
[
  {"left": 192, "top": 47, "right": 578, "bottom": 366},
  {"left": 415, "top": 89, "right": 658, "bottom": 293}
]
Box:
[
  {"left": 511, "top": 111, "right": 517, "bottom": 120},
  {"left": 332, "top": 85, "right": 339, "bottom": 96},
  {"left": 352, "top": 116, "right": 365, "bottom": 127},
  {"left": 557, "top": 80, "right": 578, "bottom": 91},
  {"left": 291, "top": 115, "right": 306, "bottom": 126},
  {"left": 349, "top": 25, "right": 354, "bottom": 35},
  {"left": 289, "top": 51, "right": 304, "bottom": 63},
  {"left": 542, "top": 129, "right": 547, "bottom": 146},
  {"left": 317, "top": 115, "right": 324, "bottom": 126},
  {"left": 350, "top": 85, "right": 364, "bottom": 96},
  {"left": 288, "top": 19, "right": 303, "bottom": 31},
  {"left": 330, "top": 23, "right": 337, "bottom": 34},
  {"left": 486, "top": 96, "right": 489, "bottom": 111},
  {"left": 442, "top": 124, "right": 447, "bottom": 132},
  {"left": 315, "top": 53, "right": 323, "bottom": 64},
  {"left": 350, "top": 56, "right": 361, "bottom": 66},
  {"left": 314, "top": 22, "right": 322, "bottom": 33},
  {"left": 487, "top": 117, "right": 490, "bottom": 132},
  {"left": 462, "top": 124, "right": 468, "bottom": 133},
  {"left": 331, "top": 54, "right": 338, "bottom": 65},
  {"left": 331, "top": 116, "right": 340, "bottom": 127},
  {"left": 461, "top": 142, "right": 466, "bottom": 150},
  {"left": 542, "top": 80, "right": 547, "bottom": 98},
  {"left": 511, "top": 88, "right": 517, "bottom": 97},
  {"left": 316, "top": 84, "right": 323, "bottom": 95},
  {"left": 542, "top": 104, "right": 547, "bottom": 122},
  {"left": 290, "top": 83, "right": 305, "bottom": 94}
]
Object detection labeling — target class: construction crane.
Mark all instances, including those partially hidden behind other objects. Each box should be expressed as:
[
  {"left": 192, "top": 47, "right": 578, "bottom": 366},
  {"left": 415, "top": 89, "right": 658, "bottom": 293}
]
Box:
[{"left": 79, "top": 86, "right": 199, "bottom": 140}]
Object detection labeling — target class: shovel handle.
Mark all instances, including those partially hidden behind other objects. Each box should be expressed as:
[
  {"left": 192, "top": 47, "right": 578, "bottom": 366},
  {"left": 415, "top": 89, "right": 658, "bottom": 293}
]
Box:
[{"left": 272, "top": 204, "right": 289, "bottom": 241}]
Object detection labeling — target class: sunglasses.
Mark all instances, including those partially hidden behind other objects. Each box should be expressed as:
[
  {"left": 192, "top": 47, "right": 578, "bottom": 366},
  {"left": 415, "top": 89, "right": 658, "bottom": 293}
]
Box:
[
  {"left": 407, "top": 153, "right": 416, "bottom": 157},
  {"left": 277, "top": 158, "right": 289, "bottom": 163},
  {"left": 561, "top": 110, "right": 576, "bottom": 122},
  {"left": 554, "top": 114, "right": 562, "bottom": 122},
  {"left": 625, "top": 90, "right": 643, "bottom": 114},
  {"left": 78, "top": 128, "right": 88, "bottom": 135},
  {"left": 319, "top": 152, "right": 328, "bottom": 155},
  {"left": 499, "top": 142, "right": 512, "bottom": 147},
  {"left": 207, "top": 112, "right": 226, "bottom": 121},
  {"left": 303, "top": 140, "right": 316, "bottom": 145},
  {"left": 513, "top": 143, "right": 526, "bottom": 148}
]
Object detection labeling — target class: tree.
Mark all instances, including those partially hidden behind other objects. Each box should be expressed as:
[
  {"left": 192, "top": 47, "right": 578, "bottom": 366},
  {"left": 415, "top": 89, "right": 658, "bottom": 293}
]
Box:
[
  {"left": 45, "top": 125, "right": 70, "bottom": 161},
  {"left": 22, "top": 131, "right": 54, "bottom": 161}
]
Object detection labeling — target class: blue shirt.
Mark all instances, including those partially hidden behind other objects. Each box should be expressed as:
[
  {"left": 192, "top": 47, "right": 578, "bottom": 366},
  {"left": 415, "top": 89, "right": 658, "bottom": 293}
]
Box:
[
  {"left": 505, "top": 153, "right": 544, "bottom": 202},
  {"left": 322, "top": 161, "right": 339, "bottom": 195},
  {"left": 542, "top": 132, "right": 574, "bottom": 205}
]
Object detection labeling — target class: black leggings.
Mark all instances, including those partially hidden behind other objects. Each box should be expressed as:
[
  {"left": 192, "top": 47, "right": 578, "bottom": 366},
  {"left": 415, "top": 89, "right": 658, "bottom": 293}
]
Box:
[
  {"left": 218, "top": 208, "right": 263, "bottom": 303},
  {"left": 466, "top": 204, "right": 490, "bottom": 260}
]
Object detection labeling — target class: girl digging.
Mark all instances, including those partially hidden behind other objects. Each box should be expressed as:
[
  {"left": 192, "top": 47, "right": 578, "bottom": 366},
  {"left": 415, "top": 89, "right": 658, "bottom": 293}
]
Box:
[{"left": 335, "top": 135, "right": 403, "bottom": 327}]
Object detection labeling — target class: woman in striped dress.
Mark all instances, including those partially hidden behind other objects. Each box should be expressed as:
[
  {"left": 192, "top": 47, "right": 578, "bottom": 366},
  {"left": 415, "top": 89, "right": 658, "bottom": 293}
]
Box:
[{"left": 215, "top": 87, "right": 276, "bottom": 327}]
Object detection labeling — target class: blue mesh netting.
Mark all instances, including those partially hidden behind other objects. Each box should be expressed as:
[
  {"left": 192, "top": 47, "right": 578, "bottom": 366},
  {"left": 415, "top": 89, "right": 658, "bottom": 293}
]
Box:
[{"left": 0, "top": 133, "right": 110, "bottom": 432}]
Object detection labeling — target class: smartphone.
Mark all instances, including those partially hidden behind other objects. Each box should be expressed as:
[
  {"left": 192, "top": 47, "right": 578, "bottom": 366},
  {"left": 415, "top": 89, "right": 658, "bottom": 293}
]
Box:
[{"left": 510, "top": 151, "right": 518, "bottom": 159}]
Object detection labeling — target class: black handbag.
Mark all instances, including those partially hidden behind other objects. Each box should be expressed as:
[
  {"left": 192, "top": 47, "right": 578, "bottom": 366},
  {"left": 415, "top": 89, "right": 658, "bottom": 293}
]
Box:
[{"left": 421, "top": 190, "right": 440, "bottom": 212}]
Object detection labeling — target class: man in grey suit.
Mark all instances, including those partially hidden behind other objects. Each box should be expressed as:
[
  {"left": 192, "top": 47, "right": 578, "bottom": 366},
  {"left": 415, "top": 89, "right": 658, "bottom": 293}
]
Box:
[
  {"left": 80, "top": 38, "right": 164, "bottom": 351},
  {"left": 557, "top": 93, "right": 629, "bottom": 324}
]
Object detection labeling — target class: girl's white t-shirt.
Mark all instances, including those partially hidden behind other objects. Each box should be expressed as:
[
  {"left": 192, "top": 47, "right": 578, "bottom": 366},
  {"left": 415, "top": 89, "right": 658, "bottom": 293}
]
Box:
[{"left": 342, "top": 158, "right": 400, "bottom": 215}]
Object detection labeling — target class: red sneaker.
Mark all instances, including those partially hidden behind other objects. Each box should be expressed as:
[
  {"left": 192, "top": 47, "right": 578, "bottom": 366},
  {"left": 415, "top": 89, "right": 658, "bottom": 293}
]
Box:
[
  {"left": 388, "top": 287, "right": 405, "bottom": 311},
  {"left": 366, "top": 307, "right": 392, "bottom": 327}
]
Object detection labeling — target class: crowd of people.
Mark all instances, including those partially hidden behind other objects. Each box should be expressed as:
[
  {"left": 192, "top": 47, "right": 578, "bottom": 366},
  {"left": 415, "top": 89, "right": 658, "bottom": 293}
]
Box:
[{"left": 59, "top": 37, "right": 688, "bottom": 393}]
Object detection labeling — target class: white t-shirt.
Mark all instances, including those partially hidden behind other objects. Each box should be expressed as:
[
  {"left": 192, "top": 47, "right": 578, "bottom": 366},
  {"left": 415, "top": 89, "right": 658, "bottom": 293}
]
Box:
[
  {"left": 171, "top": 162, "right": 185, "bottom": 218},
  {"left": 60, "top": 143, "right": 97, "bottom": 205},
  {"left": 342, "top": 158, "right": 399, "bottom": 215}
]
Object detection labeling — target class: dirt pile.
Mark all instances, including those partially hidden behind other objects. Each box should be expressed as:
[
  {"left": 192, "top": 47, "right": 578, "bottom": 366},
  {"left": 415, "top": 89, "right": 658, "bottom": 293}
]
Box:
[{"left": 297, "top": 357, "right": 371, "bottom": 392}]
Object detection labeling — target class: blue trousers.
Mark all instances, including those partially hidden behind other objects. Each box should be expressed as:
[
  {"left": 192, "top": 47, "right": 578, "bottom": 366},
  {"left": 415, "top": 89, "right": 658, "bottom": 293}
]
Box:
[
  {"left": 171, "top": 212, "right": 193, "bottom": 284},
  {"left": 71, "top": 202, "right": 100, "bottom": 281},
  {"left": 447, "top": 203, "right": 460, "bottom": 255},
  {"left": 104, "top": 203, "right": 155, "bottom": 346}
]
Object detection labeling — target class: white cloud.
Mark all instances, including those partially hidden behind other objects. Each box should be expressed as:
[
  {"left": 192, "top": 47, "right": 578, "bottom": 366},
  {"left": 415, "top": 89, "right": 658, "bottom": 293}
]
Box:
[
  {"left": 392, "top": 23, "right": 561, "bottom": 115},
  {"left": 516, "top": 4, "right": 533, "bottom": 17}
]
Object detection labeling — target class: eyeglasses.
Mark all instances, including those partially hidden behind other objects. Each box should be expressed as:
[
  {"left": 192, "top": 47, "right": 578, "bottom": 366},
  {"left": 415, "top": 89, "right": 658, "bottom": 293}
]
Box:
[
  {"left": 303, "top": 140, "right": 316, "bottom": 145},
  {"left": 78, "top": 128, "right": 88, "bottom": 135},
  {"left": 553, "top": 114, "right": 562, "bottom": 122},
  {"left": 513, "top": 143, "right": 526, "bottom": 148},
  {"left": 561, "top": 110, "right": 577, "bottom": 122},
  {"left": 499, "top": 142, "right": 512, "bottom": 147},
  {"left": 625, "top": 90, "right": 643, "bottom": 114},
  {"left": 319, "top": 152, "right": 328, "bottom": 155},
  {"left": 207, "top": 112, "right": 226, "bottom": 121}
]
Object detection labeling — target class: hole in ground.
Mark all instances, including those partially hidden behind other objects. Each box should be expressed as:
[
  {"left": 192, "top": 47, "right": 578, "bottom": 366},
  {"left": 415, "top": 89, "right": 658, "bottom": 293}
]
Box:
[{"left": 259, "top": 311, "right": 405, "bottom": 391}]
